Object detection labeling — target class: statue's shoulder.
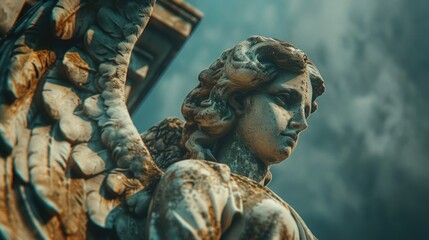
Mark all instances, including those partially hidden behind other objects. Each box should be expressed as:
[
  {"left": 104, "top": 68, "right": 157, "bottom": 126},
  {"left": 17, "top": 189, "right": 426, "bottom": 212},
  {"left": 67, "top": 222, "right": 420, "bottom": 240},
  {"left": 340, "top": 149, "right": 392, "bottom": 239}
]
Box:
[
  {"left": 229, "top": 173, "right": 316, "bottom": 239},
  {"left": 163, "top": 159, "right": 234, "bottom": 183},
  {"left": 163, "top": 159, "right": 274, "bottom": 200}
]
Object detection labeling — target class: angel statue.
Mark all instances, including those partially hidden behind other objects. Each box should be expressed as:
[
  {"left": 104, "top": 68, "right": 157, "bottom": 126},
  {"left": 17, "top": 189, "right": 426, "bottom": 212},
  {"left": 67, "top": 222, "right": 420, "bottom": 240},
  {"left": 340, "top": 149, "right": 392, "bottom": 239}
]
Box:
[{"left": 0, "top": 0, "right": 325, "bottom": 239}]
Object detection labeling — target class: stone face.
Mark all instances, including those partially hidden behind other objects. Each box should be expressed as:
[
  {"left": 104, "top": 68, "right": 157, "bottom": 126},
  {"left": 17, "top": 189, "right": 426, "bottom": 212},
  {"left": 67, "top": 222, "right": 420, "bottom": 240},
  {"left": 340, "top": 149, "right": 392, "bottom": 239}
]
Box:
[
  {"left": 154, "top": 36, "right": 324, "bottom": 239},
  {"left": 0, "top": 1, "right": 325, "bottom": 240}
]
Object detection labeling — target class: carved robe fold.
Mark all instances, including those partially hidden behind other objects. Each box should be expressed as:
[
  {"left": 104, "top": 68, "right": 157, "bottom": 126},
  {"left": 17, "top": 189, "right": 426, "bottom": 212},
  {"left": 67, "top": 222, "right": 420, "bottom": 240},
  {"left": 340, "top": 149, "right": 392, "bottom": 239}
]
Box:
[{"left": 148, "top": 160, "right": 316, "bottom": 240}]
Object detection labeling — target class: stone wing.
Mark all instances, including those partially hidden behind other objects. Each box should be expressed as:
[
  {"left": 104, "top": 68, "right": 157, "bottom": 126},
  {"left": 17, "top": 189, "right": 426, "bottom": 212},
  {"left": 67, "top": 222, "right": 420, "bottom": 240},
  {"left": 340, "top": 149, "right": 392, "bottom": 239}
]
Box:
[{"left": 0, "top": 0, "right": 162, "bottom": 238}]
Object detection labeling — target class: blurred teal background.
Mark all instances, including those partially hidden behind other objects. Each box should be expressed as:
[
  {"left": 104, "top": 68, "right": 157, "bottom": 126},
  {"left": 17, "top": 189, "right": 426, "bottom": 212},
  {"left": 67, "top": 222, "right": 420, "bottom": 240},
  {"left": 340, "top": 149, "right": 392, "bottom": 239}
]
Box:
[{"left": 132, "top": 0, "right": 429, "bottom": 239}]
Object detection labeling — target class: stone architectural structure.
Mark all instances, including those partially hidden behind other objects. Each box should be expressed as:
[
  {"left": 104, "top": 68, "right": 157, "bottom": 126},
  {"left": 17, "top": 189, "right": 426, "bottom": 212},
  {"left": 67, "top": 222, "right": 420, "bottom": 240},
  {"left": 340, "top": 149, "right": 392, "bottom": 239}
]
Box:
[{"left": 0, "top": 0, "right": 325, "bottom": 239}]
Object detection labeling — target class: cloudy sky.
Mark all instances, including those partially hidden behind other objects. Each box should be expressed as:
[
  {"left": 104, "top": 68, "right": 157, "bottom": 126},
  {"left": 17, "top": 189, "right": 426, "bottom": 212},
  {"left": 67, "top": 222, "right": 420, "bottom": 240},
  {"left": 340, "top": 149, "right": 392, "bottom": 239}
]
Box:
[{"left": 132, "top": 0, "right": 429, "bottom": 239}]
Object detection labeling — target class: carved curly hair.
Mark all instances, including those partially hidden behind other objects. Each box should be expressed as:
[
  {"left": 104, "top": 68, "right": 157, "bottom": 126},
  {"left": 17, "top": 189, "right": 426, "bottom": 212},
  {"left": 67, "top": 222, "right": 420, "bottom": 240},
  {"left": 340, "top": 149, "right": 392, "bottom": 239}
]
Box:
[{"left": 181, "top": 36, "right": 325, "bottom": 160}]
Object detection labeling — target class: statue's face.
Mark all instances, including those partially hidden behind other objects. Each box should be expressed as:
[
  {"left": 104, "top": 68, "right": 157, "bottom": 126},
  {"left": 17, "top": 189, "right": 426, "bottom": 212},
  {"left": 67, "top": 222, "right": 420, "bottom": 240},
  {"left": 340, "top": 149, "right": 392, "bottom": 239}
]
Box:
[{"left": 235, "top": 70, "right": 312, "bottom": 165}]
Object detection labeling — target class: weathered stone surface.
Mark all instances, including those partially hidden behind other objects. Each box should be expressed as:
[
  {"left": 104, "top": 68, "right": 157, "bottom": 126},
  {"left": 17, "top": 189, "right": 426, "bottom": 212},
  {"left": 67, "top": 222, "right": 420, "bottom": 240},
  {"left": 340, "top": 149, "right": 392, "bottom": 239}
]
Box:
[
  {"left": 0, "top": 0, "right": 162, "bottom": 238},
  {"left": 0, "top": 1, "right": 325, "bottom": 240}
]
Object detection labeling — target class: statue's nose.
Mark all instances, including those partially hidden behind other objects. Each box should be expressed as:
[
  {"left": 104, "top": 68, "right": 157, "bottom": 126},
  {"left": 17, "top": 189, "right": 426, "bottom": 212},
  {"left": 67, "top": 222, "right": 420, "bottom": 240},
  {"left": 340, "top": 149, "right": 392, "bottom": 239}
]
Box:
[{"left": 289, "top": 108, "right": 308, "bottom": 133}]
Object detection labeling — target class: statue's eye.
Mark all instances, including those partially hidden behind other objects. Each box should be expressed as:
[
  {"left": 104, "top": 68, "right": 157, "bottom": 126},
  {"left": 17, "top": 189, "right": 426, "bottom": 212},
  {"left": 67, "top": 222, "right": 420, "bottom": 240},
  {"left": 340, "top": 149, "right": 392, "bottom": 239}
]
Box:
[{"left": 275, "top": 93, "right": 291, "bottom": 106}]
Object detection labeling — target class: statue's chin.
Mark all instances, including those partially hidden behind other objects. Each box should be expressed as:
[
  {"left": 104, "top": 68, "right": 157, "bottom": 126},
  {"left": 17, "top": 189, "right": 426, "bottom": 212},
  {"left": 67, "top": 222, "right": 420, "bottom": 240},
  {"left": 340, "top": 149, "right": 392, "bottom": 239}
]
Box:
[{"left": 261, "top": 146, "right": 293, "bottom": 166}]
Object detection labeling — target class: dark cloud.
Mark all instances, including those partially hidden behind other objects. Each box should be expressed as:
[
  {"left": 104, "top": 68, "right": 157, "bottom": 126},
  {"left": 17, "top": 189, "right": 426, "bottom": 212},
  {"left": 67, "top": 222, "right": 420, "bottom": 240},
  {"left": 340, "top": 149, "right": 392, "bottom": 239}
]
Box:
[{"left": 133, "top": 0, "right": 429, "bottom": 239}]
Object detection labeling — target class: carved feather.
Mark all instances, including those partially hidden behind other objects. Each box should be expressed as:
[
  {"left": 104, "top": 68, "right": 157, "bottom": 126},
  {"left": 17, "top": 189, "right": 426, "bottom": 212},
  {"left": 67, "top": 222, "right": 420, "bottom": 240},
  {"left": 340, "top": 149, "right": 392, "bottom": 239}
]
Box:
[
  {"left": 42, "top": 76, "right": 81, "bottom": 121},
  {"left": 28, "top": 124, "right": 59, "bottom": 215},
  {"left": 61, "top": 178, "right": 87, "bottom": 237},
  {"left": 70, "top": 142, "right": 113, "bottom": 178},
  {"left": 62, "top": 47, "right": 97, "bottom": 91},
  {"left": 97, "top": 7, "right": 126, "bottom": 39},
  {"left": 52, "top": 0, "right": 98, "bottom": 40},
  {"left": 13, "top": 128, "right": 31, "bottom": 183},
  {"left": 85, "top": 174, "right": 122, "bottom": 228}
]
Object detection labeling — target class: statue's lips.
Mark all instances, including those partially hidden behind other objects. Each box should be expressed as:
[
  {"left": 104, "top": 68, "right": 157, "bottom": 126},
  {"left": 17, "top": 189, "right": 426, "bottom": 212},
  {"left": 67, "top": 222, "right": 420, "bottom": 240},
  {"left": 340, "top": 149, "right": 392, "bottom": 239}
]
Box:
[
  {"left": 280, "top": 132, "right": 298, "bottom": 141},
  {"left": 280, "top": 132, "right": 298, "bottom": 147}
]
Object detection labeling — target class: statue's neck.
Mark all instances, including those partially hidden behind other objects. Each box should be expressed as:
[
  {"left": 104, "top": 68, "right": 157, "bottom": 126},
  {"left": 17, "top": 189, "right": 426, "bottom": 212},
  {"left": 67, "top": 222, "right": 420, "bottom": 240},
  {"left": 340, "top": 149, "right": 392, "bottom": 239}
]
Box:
[{"left": 215, "top": 131, "right": 268, "bottom": 184}]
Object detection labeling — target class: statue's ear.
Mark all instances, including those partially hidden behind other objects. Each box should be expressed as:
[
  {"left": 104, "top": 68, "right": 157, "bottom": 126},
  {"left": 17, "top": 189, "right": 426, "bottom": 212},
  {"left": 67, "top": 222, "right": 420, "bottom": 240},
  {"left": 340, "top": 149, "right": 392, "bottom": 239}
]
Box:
[{"left": 229, "top": 92, "right": 246, "bottom": 115}]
